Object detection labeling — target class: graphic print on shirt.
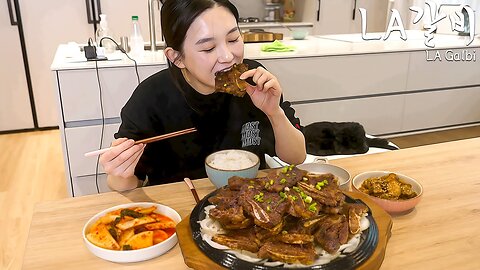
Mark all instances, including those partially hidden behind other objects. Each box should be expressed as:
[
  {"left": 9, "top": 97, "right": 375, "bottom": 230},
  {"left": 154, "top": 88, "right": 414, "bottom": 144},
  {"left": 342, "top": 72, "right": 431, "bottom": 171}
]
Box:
[{"left": 241, "top": 121, "right": 261, "bottom": 147}]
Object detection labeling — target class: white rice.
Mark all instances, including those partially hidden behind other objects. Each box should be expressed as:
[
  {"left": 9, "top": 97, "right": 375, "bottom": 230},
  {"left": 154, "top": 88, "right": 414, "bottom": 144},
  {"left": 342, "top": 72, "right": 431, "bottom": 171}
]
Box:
[{"left": 209, "top": 151, "right": 255, "bottom": 170}]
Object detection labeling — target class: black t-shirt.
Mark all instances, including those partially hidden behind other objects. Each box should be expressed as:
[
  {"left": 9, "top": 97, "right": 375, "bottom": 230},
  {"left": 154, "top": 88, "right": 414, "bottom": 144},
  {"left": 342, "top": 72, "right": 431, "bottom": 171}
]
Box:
[{"left": 115, "top": 59, "right": 301, "bottom": 185}]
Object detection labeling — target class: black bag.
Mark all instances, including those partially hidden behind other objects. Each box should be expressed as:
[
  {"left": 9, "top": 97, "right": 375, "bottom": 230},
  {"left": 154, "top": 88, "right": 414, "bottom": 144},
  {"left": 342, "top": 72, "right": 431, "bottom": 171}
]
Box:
[{"left": 303, "top": 122, "right": 398, "bottom": 156}]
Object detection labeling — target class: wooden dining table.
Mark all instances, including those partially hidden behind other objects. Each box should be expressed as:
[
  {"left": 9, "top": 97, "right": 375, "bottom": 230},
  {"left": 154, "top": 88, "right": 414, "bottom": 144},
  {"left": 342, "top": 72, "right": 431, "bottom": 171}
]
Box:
[{"left": 22, "top": 138, "right": 480, "bottom": 269}]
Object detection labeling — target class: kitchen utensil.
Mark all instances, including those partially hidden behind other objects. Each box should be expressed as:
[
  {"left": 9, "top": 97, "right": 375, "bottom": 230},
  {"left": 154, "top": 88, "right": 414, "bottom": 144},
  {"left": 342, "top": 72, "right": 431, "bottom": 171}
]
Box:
[
  {"left": 183, "top": 177, "right": 200, "bottom": 203},
  {"left": 119, "top": 36, "right": 129, "bottom": 52},
  {"left": 84, "top": 127, "right": 197, "bottom": 157},
  {"left": 242, "top": 30, "right": 283, "bottom": 43}
]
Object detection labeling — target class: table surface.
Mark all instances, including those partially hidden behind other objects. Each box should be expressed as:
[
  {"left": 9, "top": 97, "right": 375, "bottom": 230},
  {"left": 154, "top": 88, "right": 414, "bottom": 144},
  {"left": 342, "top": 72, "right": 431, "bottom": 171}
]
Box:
[{"left": 23, "top": 138, "right": 480, "bottom": 270}]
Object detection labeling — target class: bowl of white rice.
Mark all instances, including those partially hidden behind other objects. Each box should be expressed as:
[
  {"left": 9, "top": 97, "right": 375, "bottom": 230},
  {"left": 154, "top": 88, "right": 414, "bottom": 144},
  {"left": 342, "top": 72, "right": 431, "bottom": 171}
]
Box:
[{"left": 205, "top": 149, "right": 260, "bottom": 188}]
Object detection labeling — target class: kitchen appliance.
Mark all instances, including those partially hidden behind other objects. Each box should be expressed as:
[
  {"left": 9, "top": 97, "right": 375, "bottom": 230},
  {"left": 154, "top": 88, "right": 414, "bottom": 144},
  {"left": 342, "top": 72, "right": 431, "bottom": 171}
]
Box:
[
  {"left": 241, "top": 29, "right": 283, "bottom": 43},
  {"left": 238, "top": 17, "right": 260, "bottom": 23}
]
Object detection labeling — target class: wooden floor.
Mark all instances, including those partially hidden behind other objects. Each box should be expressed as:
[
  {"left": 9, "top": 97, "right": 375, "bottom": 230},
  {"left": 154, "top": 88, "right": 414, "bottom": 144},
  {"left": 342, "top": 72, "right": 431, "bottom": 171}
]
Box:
[{"left": 0, "top": 126, "right": 479, "bottom": 269}]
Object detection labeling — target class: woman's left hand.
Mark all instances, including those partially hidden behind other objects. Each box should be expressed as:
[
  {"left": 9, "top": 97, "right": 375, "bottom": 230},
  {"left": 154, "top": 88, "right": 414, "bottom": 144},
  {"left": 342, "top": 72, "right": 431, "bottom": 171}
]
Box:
[{"left": 240, "top": 67, "right": 283, "bottom": 116}]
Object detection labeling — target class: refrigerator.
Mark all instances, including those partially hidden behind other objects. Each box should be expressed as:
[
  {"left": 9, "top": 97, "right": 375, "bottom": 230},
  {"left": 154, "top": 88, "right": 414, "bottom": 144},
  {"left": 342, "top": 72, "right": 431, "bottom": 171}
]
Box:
[{"left": 0, "top": 0, "right": 153, "bottom": 133}]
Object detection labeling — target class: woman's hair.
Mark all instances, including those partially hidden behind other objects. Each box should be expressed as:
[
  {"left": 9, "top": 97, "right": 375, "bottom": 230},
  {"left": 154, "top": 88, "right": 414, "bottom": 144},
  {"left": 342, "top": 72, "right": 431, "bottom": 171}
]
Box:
[{"left": 161, "top": 0, "right": 240, "bottom": 91}]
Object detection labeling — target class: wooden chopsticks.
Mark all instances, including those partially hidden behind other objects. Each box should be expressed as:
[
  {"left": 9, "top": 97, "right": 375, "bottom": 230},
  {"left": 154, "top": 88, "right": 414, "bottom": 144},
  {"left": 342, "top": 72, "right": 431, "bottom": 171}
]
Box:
[{"left": 84, "top": 127, "right": 197, "bottom": 157}]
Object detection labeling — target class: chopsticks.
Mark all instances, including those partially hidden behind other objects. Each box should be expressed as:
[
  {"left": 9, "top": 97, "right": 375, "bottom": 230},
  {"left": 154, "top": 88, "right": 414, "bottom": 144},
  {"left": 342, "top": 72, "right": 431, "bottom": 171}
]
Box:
[
  {"left": 183, "top": 177, "right": 200, "bottom": 203},
  {"left": 84, "top": 127, "right": 197, "bottom": 157}
]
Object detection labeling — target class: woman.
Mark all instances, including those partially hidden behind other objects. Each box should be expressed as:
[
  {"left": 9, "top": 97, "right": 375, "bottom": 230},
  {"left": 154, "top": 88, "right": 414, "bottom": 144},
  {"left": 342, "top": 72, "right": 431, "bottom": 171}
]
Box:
[{"left": 100, "top": 0, "right": 306, "bottom": 191}]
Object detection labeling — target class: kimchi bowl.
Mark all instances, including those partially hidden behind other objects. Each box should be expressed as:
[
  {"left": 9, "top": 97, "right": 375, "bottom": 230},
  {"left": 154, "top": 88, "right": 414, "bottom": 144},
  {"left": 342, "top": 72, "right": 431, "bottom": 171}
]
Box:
[
  {"left": 82, "top": 202, "right": 181, "bottom": 263},
  {"left": 352, "top": 171, "right": 423, "bottom": 215}
]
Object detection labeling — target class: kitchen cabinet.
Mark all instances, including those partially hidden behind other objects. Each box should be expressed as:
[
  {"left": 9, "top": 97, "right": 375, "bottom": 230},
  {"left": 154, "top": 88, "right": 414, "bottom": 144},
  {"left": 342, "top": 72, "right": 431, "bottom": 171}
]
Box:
[
  {"left": 18, "top": 0, "right": 94, "bottom": 128},
  {"left": 293, "top": 95, "right": 405, "bottom": 135},
  {"left": 53, "top": 59, "right": 165, "bottom": 196},
  {"left": 260, "top": 53, "right": 409, "bottom": 102},
  {"left": 300, "top": 0, "right": 388, "bottom": 35},
  {"left": 0, "top": 0, "right": 34, "bottom": 131},
  {"left": 258, "top": 46, "right": 480, "bottom": 136},
  {"left": 403, "top": 87, "right": 480, "bottom": 131}
]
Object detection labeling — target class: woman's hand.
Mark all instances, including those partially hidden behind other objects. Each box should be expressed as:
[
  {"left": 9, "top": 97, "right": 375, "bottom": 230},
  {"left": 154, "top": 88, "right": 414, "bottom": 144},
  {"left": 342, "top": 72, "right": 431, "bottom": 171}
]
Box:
[
  {"left": 240, "top": 67, "right": 283, "bottom": 116},
  {"left": 99, "top": 138, "right": 145, "bottom": 179}
]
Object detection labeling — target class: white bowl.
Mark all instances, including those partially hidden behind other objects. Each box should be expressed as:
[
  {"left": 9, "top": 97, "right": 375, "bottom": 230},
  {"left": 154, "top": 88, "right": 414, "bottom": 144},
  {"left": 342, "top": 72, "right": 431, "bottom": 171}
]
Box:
[
  {"left": 82, "top": 202, "right": 181, "bottom": 263},
  {"left": 296, "top": 163, "right": 351, "bottom": 191},
  {"left": 352, "top": 171, "right": 423, "bottom": 214},
  {"left": 205, "top": 149, "right": 260, "bottom": 188}
]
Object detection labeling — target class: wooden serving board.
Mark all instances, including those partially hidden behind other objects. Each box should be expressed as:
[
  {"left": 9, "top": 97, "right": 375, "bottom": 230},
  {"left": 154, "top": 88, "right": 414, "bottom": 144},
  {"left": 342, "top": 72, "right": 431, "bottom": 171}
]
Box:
[{"left": 177, "top": 191, "right": 393, "bottom": 270}]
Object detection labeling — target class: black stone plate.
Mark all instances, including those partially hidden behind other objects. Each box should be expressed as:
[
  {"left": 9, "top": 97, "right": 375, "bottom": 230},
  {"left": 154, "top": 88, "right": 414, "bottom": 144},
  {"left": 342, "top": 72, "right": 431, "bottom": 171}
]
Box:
[{"left": 190, "top": 189, "right": 378, "bottom": 270}]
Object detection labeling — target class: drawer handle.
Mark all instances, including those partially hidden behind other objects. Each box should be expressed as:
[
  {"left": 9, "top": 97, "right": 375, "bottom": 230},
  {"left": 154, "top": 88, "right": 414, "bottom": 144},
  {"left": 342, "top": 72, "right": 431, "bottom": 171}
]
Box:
[{"left": 7, "top": 0, "right": 17, "bottom": 26}]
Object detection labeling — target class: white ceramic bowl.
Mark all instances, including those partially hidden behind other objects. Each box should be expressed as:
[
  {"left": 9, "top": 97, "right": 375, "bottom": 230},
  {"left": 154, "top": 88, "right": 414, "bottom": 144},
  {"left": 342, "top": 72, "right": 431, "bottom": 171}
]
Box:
[
  {"left": 82, "top": 202, "right": 181, "bottom": 263},
  {"left": 352, "top": 171, "right": 423, "bottom": 214},
  {"left": 297, "top": 163, "right": 351, "bottom": 191},
  {"left": 205, "top": 149, "right": 260, "bottom": 188}
]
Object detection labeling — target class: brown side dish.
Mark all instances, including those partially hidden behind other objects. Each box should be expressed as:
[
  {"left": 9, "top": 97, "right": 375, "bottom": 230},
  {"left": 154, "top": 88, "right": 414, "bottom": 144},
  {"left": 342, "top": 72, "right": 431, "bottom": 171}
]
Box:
[{"left": 359, "top": 173, "right": 418, "bottom": 200}]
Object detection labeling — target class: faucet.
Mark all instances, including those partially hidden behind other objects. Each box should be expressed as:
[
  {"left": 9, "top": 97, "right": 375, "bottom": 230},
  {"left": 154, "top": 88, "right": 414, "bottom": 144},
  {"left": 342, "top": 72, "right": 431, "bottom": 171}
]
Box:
[{"left": 148, "top": 0, "right": 162, "bottom": 51}]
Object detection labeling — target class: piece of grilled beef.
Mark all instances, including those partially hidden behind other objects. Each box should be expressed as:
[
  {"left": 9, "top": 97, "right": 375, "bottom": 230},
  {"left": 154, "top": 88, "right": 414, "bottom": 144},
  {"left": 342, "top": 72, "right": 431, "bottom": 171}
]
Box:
[
  {"left": 228, "top": 176, "right": 267, "bottom": 191},
  {"left": 342, "top": 203, "right": 369, "bottom": 234},
  {"left": 297, "top": 181, "right": 345, "bottom": 207},
  {"left": 208, "top": 186, "right": 238, "bottom": 205},
  {"left": 258, "top": 240, "right": 317, "bottom": 265},
  {"left": 313, "top": 214, "right": 349, "bottom": 254},
  {"left": 208, "top": 188, "right": 253, "bottom": 230},
  {"left": 285, "top": 188, "right": 320, "bottom": 219},
  {"left": 212, "top": 227, "right": 260, "bottom": 253},
  {"left": 238, "top": 185, "right": 288, "bottom": 230},
  {"left": 264, "top": 166, "right": 308, "bottom": 192}
]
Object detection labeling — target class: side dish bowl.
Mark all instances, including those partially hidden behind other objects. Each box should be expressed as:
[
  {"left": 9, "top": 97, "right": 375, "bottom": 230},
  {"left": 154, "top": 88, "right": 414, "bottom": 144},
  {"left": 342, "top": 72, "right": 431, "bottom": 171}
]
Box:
[
  {"left": 205, "top": 149, "right": 260, "bottom": 188},
  {"left": 82, "top": 202, "right": 181, "bottom": 263},
  {"left": 352, "top": 171, "right": 423, "bottom": 214},
  {"left": 296, "top": 163, "right": 351, "bottom": 191}
]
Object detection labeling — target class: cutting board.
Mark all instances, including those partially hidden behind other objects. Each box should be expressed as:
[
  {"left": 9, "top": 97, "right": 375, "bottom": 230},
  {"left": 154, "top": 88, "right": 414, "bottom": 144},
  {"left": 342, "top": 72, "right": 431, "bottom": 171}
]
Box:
[{"left": 177, "top": 191, "right": 392, "bottom": 270}]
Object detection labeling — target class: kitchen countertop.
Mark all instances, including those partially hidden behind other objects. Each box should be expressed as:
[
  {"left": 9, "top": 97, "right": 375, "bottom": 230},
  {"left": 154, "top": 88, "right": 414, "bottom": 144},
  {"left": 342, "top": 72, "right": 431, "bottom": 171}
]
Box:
[
  {"left": 22, "top": 138, "right": 480, "bottom": 269},
  {"left": 238, "top": 21, "right": 313, "bottom": 29},
  {"left": 51, "top": 30, "right": 480, "bottom": 70}
]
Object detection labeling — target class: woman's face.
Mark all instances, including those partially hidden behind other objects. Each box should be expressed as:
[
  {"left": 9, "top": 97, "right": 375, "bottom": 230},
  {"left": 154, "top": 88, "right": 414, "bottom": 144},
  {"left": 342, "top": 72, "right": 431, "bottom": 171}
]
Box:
[{"left": 180, "top": 5, "right": 244, "bottom": 94}]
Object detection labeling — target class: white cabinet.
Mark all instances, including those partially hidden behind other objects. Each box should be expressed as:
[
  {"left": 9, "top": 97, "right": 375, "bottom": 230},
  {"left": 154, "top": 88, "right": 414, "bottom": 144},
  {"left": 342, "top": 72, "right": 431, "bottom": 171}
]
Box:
[
  {"left": 253, "top": 47, "right": 480, "bottom": 136},
  {"left": 407, "top": 50, "right": 480, "bottom": 90},
  {"left": 57, "top": 65, "right": 162, "bottom": 122},
  {"left": 65, "top": 124, "right": 120, "bottom": 177},
  {"left": 0, "top": 0, "right": 34, "bottom": 131},
  {"left": 403, "top": 87, "right": 480, "bottom": 131},
  {"left": 300, "top": 0, "right": 388, "bottom": 35},
  {"left": 261, "top": 53, "right": 409, "bottom": 102},
  {"left": 316, "top": 0, "right": 356, "bottom": 35},
  {"left": 54, "top": 63, "right": 166, "bottom": 196},
  {"left": 20, "top": 0, "right": 94, "bottom": 128},
  {"left": 293, "top": 95, "right": 404, "bottom": 134}
]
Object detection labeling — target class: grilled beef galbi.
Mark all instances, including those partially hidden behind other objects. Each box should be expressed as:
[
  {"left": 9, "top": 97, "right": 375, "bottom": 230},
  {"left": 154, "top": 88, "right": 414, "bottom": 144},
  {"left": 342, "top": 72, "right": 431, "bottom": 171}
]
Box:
[
  {"left": 207, "top": 165, "right": 370, "bottom": 265},
  {"left": 214, "top": 63, "right": 249, "bottom": 97},
  {"left": 212, "top": 228, "right": 260, "bottom": 253},
  {"left": 258, "top": 240, "right": 317, "bottom": 265}
]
